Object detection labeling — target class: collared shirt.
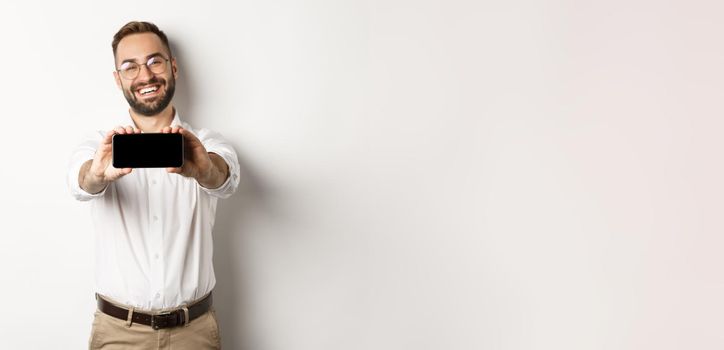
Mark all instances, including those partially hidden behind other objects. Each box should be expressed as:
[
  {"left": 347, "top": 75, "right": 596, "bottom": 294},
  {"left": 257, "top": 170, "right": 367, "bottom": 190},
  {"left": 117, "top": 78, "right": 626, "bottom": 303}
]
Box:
[{"left": 67, "top": 112, "right": 240, "bottom": 310}]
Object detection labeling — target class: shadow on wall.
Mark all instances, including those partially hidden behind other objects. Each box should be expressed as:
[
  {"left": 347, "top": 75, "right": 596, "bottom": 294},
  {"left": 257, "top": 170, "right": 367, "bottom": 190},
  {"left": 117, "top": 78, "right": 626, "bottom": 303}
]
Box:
[
  {"left": 214, "top": 153, "right": 269, "bottom": 350},
  {"left": 172, "top": 39, "right": 269, "bottom": 350},
  {"left": 169, "top": 39, "right": 197, "bottom": 121}
]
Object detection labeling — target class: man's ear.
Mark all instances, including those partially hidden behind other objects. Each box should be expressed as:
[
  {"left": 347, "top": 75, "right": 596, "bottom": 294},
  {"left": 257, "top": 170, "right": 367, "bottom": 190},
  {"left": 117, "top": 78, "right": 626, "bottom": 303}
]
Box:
[
  {"left": 113, "top": 71, "right": 122, "bottom": 90},
  {"left": 171, "top": 57, "right": 178, "bottom": 80}
]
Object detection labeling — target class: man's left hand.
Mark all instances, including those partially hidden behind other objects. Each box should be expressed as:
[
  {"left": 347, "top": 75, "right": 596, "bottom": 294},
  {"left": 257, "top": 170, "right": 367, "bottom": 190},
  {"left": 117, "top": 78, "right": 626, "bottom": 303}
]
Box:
[{"left": 161, "top": 126, "right": 228, "bottom": 188}]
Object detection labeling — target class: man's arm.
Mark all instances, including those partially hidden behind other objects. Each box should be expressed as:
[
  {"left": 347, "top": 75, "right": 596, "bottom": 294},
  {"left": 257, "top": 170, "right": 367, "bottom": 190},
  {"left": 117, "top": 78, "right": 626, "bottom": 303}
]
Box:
[
  {"left": 196, "top": 153, "right": 230, "bottom": 189},
  {"left": 78, "top": 159, "right": 109, "bottom": 194}
]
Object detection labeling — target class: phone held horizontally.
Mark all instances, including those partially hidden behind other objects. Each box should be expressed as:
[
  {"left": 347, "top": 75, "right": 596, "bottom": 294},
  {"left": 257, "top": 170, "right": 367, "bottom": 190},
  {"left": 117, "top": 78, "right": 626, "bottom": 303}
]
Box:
[{"left": 112, "top": 133, "right": 184, "bottom": 168}]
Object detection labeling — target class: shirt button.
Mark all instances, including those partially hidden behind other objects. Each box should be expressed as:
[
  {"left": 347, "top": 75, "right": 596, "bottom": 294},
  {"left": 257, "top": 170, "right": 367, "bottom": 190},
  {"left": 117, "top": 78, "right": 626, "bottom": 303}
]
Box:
[
  {"left": 155, "top": 293, "right": 161, "bottom": 299},
  {"left": 154, "top": 254, "right": 159, "bottom": 260},
  {"left": 152, "top": 180, "right": 157, "bottom": 185},
  {"left": 153, "top": 215, "right": 158, "bottom": 221}
]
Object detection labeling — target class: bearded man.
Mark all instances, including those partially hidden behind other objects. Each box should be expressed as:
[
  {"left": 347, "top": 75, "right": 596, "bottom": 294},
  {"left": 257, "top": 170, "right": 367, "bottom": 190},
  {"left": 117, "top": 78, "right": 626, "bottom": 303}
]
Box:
[{"left": 68, "top": 21, "right": 239, "bottom": 350}]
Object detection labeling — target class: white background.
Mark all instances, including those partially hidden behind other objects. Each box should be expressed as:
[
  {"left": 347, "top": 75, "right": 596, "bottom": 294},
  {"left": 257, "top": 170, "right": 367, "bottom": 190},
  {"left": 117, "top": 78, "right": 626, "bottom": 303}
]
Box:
[{"left": 1, "top": 0, "right": 722, "bottom": 349}]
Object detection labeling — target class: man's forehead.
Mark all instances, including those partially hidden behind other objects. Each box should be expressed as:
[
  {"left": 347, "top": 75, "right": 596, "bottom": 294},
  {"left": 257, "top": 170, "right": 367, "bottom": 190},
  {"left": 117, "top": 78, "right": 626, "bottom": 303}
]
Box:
[{"left": 115, "top": 33, "right": 168, "bottom": 62}]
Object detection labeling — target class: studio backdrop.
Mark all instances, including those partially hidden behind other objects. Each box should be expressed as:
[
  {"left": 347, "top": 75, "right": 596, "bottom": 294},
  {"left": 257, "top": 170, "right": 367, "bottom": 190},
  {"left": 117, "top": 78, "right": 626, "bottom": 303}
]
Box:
[{"left": 1, "top": 0, "right": 722, "bottom": 349}]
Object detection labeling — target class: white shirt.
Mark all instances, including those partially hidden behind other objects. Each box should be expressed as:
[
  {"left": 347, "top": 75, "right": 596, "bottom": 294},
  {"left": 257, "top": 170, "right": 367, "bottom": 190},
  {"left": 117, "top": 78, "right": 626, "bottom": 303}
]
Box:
[{"left": 67, "top": 112, "right": 240, "bottom": 310}]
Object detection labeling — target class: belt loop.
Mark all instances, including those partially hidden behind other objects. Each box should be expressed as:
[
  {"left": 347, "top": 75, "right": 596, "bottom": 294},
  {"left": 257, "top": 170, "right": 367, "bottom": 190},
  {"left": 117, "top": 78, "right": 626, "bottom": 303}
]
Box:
[
  {"left": 182, "top": 305, "right": 190, "bottom": 327},
  {"left": 126, "top": 307, "right": 134, "bottom": 327}
]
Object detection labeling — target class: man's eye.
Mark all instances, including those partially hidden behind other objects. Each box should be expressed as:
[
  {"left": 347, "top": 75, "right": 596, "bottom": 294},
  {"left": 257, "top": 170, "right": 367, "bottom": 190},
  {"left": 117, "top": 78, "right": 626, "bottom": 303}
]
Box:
[
  {"left": 120, "top": 62, "right": 138, "bottom": 70},
  {"left": 148, "top": 58, "right": 163, "bottom": 66},
  {"left": 122, "top": 66, "right": 139, "bottom": 73}
]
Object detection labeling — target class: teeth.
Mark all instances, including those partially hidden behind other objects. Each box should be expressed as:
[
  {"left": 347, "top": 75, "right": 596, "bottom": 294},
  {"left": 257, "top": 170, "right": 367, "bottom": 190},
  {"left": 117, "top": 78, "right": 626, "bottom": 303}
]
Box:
[{"left": 139, "top": 86, "right": 158, "bottom": 95}]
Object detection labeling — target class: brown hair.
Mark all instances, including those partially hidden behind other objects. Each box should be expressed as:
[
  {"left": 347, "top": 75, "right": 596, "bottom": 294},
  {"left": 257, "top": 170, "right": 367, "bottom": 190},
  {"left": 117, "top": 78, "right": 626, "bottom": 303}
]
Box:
[{"left": 112, "top": 21, "right": 172, "bottom": 59}]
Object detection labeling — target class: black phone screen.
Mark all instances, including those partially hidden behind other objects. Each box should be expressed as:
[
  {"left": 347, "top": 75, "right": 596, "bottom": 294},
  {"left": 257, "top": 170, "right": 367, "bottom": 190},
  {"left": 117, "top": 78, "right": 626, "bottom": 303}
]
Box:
[{"left": 112, "top": 133, "right": 184, "bottom": 168}]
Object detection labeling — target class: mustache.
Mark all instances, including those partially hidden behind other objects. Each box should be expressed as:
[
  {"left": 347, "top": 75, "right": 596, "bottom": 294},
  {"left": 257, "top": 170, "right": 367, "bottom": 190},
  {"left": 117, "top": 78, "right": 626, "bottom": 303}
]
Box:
[{"left": 131, "top": 76, "right": 165, "bottom": 91}]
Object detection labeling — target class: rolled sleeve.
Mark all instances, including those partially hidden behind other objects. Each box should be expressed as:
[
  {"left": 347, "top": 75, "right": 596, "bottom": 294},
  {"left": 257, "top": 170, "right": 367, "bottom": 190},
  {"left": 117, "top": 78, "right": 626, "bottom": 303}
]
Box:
[
  {"left": 67, "top": 131, "right": 107, "bottom": 201},
  {"left": 196, "top": 128, "right": 241, "bottom": 199}
]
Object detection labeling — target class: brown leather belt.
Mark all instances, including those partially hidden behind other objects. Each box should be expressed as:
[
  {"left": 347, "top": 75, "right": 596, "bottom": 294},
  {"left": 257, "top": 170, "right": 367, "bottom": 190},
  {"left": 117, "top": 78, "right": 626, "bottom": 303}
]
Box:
[{"left": 96, "top": 292, "right": 213, "bottom": 330}]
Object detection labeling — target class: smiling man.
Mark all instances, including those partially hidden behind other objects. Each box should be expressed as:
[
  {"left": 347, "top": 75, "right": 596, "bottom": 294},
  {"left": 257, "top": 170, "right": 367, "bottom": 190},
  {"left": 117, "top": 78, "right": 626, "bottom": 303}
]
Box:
[{"left": 67, "top": 21, "right": 240, "bottom": 349}]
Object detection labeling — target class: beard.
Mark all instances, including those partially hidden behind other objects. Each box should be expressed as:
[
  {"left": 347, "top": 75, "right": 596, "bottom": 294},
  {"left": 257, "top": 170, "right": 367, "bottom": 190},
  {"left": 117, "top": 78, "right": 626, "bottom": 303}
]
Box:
[{"left": 122, "top": 75, "right": 176, "bottom": 116}]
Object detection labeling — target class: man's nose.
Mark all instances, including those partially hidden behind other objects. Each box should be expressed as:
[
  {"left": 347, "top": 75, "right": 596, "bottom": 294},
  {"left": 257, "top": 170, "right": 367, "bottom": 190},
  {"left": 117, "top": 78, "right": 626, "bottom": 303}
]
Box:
[{"left": 136, "top": 64, "right": 154, "bottom": 81}]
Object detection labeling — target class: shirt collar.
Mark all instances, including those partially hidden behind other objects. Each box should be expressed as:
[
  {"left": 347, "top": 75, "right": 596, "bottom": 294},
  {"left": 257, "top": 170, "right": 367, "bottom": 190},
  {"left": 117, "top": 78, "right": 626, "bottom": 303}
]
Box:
[{"left": 170, "top": 110, "right": 182, "bottom": 127}]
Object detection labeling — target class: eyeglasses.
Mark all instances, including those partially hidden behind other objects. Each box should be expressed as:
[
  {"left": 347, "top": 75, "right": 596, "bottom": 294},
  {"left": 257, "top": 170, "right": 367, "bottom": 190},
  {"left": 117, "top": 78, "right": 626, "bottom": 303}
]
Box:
[{"left": 116, "top": 56, "right": 170, "bottom": 80}]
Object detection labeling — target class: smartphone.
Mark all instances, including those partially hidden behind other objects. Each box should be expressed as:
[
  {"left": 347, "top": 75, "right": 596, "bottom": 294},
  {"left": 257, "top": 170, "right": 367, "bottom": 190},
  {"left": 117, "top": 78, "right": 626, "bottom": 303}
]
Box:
[{"left": 112, "top": 133, "right": 184, "bottom": 168}]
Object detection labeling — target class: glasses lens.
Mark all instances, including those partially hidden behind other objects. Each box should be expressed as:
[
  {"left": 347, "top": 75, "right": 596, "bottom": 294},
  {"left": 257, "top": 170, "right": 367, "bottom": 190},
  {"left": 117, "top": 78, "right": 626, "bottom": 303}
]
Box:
[
  {"left": 147, "top": 57, "right": 167, "bottom": 74},
  {"left": 119, "top": 62, "right": 140, "bottom": 79}
]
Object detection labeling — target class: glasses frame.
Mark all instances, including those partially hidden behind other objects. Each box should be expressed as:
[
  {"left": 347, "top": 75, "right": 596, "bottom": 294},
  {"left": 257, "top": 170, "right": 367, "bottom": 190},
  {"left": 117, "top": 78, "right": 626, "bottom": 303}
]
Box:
[{"left": 116, "top": 55, "right": 172, "bottom": 80}]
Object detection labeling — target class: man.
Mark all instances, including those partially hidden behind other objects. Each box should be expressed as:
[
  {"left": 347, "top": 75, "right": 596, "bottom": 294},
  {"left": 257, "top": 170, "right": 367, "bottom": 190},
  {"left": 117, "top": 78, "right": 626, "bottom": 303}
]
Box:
[{"left": 67, "top": 21, "right": 240, "bottom": 349}]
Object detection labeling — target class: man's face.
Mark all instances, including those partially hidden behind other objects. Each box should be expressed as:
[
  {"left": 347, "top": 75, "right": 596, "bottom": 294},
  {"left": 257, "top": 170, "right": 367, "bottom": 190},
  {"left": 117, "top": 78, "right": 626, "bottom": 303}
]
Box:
[{"left": 114, "top": 33, "right": 177, "bottom": 116}]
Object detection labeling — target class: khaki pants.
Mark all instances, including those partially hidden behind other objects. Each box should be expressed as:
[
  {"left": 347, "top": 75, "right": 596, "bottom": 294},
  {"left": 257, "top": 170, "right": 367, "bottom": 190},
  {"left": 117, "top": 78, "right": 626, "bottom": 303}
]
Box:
[{"left": 88, "top": 306, "right": 222, "bottom": 349}]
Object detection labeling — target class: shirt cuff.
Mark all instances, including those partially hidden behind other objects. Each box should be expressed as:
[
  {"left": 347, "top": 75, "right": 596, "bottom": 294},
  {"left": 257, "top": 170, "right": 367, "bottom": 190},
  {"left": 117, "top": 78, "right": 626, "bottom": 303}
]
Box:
[
  {"left": 198, "top": 152, "right": 239, "bottom": 198},
  {"left": 69, "top": 159, "right": 108, "bottom": 201}
]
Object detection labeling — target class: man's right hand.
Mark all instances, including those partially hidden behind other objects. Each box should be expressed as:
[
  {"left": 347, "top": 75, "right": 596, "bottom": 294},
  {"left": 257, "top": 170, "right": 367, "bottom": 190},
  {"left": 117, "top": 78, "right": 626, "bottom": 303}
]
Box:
[{"left": 79, "top": 125, "right": 141, "bottom": 194}]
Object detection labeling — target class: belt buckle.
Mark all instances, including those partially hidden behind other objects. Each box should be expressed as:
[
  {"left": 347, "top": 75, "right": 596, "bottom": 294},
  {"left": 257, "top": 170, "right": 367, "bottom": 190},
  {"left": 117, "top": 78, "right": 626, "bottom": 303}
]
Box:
[{"left": 151, "top": 311, "right": 175, "bottom": 330}]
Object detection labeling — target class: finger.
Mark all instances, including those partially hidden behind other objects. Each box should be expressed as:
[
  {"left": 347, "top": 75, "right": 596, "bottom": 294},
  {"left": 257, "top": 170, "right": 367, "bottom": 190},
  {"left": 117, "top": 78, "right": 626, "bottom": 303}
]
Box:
[
  {"left": 171, "top": 126, "right": 180, "bottom": 134},
  {"left": 124, "top": 125, "right": 134, "bottom": 134},
  {"left": 161, "top": 126, "right": 171, "bottom": 133},
  {"left": 102, "top": 130, "right": 116, "bottom": 145},
  {"left": 166, "top": 167, "right": 182, "bottom": 174},
  {"left": 178, "top": 128, "right": 198, "bottom": 141},
  {"left": 134, "top": 127, "right": 141, "bottom": 134},
  {"left": 98, "top": 142, "right": 113, "bottom": 154},
  {"left": 114, "top": 126, "right": 127, "bottom": 134},
  {"left": 108, "top": 167, "right": 132, "bottom": 181},
  {"left": 113, "top": 167, "right": 132, "bottom": 174}
]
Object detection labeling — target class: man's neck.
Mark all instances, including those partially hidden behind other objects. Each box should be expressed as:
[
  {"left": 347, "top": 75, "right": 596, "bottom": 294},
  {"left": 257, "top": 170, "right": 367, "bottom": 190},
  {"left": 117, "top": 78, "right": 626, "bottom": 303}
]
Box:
[{"left": 129, "top": 105, "right": 176, "bottom": 133}]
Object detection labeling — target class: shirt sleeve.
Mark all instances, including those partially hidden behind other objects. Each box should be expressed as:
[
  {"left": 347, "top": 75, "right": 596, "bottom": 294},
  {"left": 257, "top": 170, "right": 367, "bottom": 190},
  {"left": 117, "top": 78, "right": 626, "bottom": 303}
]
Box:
[
  {"left": 67, "top": 131, "right": 108, "bottom": 201},
  {"left": 195, "top": 128, "right": 241, "bottom": 199}
]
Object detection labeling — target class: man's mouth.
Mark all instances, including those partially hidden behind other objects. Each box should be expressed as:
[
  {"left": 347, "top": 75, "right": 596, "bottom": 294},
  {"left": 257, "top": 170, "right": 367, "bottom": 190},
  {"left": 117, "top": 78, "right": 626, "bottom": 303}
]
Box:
[{"left": 135, "top": 84, "right": 162, "bottom": 98}]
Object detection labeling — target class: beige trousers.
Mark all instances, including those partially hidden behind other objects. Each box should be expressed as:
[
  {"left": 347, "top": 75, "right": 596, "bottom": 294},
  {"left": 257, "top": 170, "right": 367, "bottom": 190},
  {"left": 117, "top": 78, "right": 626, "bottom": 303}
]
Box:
[{"left": 88, "top": 306, "right": 222, "bottom": 349}]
